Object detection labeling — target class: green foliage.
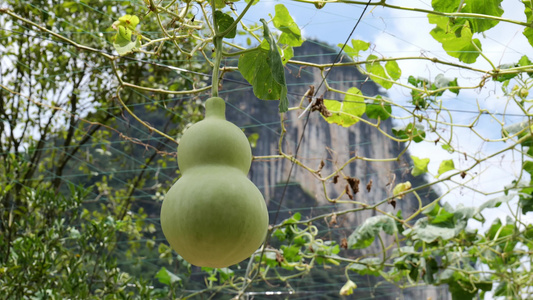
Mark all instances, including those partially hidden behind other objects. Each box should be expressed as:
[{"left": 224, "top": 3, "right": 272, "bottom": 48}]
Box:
[
  {"left": 339, "top": 279, "right": 357, "bottom": 296},
  {"left": 411, "top": 155, "right": 430, "bottom": 176},
  {"left": 428, "top": 14, "right": 482, "bottom": 63},
  {"left": 523, "top": 1, "right": 533, "bottom": 46},
  {"left": 437, "top": 159, "right": 455, "bottom": 177},
  {"left": 215, "top": 11, "right": 237, "bottom": 38},
  {"left": 348, "top": 216, "right": 397, "bottom": 249},
  {"left": 365, "top": 96, "right": 392, "bottom": 120},
  {"left": 392, "top": 123, "right": 426, "bottom": 143},
  {"left": 273, "top": 4, "right": 303, "bottom": 47},
  {"left": 340, "top": 39, "right": 369, "bottom": 58},
  {"left": 365, "top": 55, "right": 401, "bottom": 89},
  {"left": 113, "top": 14, "right": 141, "bottom": 55},
  {"left": 322, "top": 87, "right": 366, "bottom": 127},
  {"left": 238, "top": 19, "right": 289, "bottom": 112}
]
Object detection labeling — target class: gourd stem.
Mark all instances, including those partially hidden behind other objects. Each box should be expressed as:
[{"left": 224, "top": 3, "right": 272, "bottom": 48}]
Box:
[
  {"left": 212, "top": 37, "right": 223, "bottom": 98},
  {"left": 211, "top": 0, "right": 222, "bottom": 98}
]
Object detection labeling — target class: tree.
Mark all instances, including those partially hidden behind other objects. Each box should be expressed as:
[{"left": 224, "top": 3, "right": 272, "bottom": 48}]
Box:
[
  {"left": 1, "top": 0, "right": 533, "bottom": 299},
  {"left": 0, "top": 1, "right": 207, "bottom": 298}
]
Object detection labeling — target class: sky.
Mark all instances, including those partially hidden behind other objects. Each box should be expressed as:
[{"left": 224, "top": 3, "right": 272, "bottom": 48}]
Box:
[{"left": 230, "top": 0, "right": 533, "bottom": 231}]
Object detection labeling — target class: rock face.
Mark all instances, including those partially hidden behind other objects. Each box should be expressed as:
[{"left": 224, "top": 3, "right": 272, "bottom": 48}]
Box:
[
  {"left": 223, "top": 40, "right": 422, "bottom": 225},
  {"left": 221, "top": 40, "right": 448, "bottom": 299}
]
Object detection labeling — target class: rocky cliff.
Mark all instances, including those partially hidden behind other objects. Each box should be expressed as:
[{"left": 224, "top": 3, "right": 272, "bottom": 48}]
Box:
[{"left": 220, "top": 40, "right": 448, "bottom": 299}]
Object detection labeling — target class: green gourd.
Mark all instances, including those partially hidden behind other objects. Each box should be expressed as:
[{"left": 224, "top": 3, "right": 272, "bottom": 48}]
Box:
[{"left": 160, "top": 97, "right": 269, "bottom": 268}]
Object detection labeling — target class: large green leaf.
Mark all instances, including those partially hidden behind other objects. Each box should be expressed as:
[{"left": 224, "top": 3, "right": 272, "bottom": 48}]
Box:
[
  {"left": 403, "top": 218, "right": 457, "bottom": 243},
  {"left": 238, "top": 19, "right": 288, "bottom": 112},
  {"left": 405, "top": 203, "right": 474, "bottom": 243},
  {"left": 272, "top": 4, "right": 303, "bottom": 47},
  {"left": 239, "top": 48, "right": 283, "bottom": 100},
  {"left": 431, "top": 0, "right": 462, "bottom": 13},
  {"left": 428, "top": 14, "right": 482, "bottom": 63},
  {"left": 214, "top": 11, "right": 236, "bottom": 38},
  {"left": 348, "top": 215, "right": 397, "bottom": 249},
  {"left": 524, "top": 1, "right": 533, "bottom": 47},
  {"left": 462, "top": 0, "right": 503, "bottom": 33},
  {"left": 432, "top": 0, "right": 504, "bottom": 33},
  {"left": 322, "top": 87, "right": 366, "bottom": 127}
]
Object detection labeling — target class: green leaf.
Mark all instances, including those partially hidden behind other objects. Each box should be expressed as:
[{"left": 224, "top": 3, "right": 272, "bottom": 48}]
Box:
[
  {"left": 392, "top": 123, "right": 426, "bottom": 142},
  {"left": 422, "top": 256, "right": 439, "bottom": 284},
  {"left": 493, "top": 63, "right": 520, "bottom": 82},
  {"left": 403, "top": 217, "right": 457, "bottom": 243},
  {"left": 281, "top": 244, "right": 302, "bottom": 262},
  {"left": 273, "top": 4, "right": 303, "bottom": 47},
  {"left": 523, "top": 1, "right": 533, "bottom": 46},
  {"left": 365, "top": 96, "right": 391, "bottom": 120},
  {"left": 214, "top": 11, "right": 236, "bottom": 39},
  {"left": 341, "top": 39, "right": 370, "bottom": 58},
  {"left": 339, "top": 280, "right": 357, "bottom": 296},
  {"left": 518, "top": 55, "right": 533, "bottom": 77},
  {"left": 449, "top": 281, "right": 478, "bottom": 300},
  {"left": 385, "top": 60, "right": 401, "bottom": 80},
  {"left": 118, "top": 25, "right": 132, "bottom": 41},
  {"left": 432, "top": 0, "right": 462, "bottom": 13},
  {"left": 434, "top": 74, "right": 459, "bottom": 94},
  {"left": 428, "top": 14, "right": 481, "bottom": 63},
  {"left": 393, "top": 181, "right": 411, "bottom": 199},
  {"left": 519, "top": 186, "right": 533, "bottom": 214},
  {"left": 113, "top": 14, "right": 141, "bottom": 55},
  {"left": 114, "top": 34, "right": 141, "bottom": 56},
  {"left": 474, "top": 194, "right": 514, "bottom": 220},
  {"left": 214, "top": 0, "right": 227, "bottom": 9},
  {"left": 218, "top": 267, "right": 234, "bottom": 283},
  {"left": 366, "top": 55, "right": 393, "bottom": 89},
  {"left": 347, "top": 215, "right": 397, "bottom": 249},
  {"left": 348, "top": 258, "right": 382, "bottom": 276},
  {"left": 118, "top": 14, "right": 140, "bottom": 31},
  {"left": 437, "top": 159, "right": 455, "bottom": 177},
  {"left": 460, "top": 0, "right": 504, "bottom": 33},
  {"left": 262, "top": 19, "right": 288, "bottom": 112},
  {"left": 432, "top": 0, "right": 503, "bottom": 32},
  {"left": 238, "top": 22, "right": 289, "bottom": 114},
  {"left": 281, "top": 46, "right": 294, "bottom": 65},
  {"left": 322, "top": 87, "right": 366, "bottom": 127},
  {"left": 411, "top": 156, "right": 430, "bottom": 176},
  {"left": 247, "top": 133, "right": 259, "bottom": 148},
  {"left": 156, "top": 267, "right": 181, "bottom": 285}
]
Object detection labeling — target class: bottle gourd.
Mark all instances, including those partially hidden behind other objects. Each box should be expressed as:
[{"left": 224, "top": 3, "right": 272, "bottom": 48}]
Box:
[{"left": 161, "top": 97, "right": 269, "bottom": 268}]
